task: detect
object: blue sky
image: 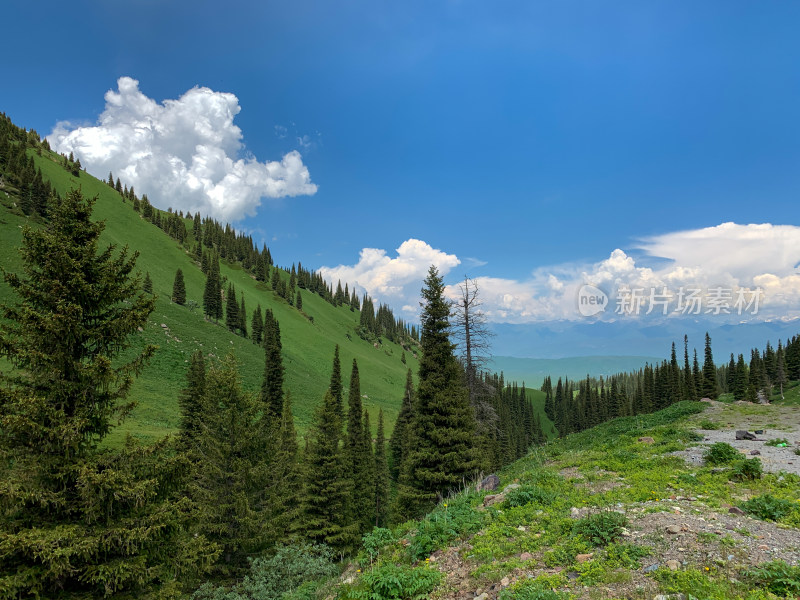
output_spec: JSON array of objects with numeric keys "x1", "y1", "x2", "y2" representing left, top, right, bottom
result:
[{"x1": 3, "y1": 1, "x2": 800, "y2": 353}]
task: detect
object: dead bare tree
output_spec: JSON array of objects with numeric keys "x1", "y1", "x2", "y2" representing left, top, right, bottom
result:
[{"x1": 451, "y1": 276, "x2": 495, "y2": 406}]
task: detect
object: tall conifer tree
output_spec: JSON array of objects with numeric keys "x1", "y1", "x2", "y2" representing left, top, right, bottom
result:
[
  {"x1": 191, "y1": 354, "x2": 273, "y2": 573},
  {"x1": 301, "y1": 390, "x2": 357, "y2": 552},
  {"x1": 702, "y1": 332, "x2": 719, "y2": 399},
  {"x1": 178, "y1": 349, "x2": 206, "y2": 449},
  {"x1": 0, "y1": 189, "x2": 211, "y2": 596},
  {"x1": 389, "y1": 369, "x2": 415, "y2": 479},
  {"x1": 396, "y1": 266, "x2": 476, "y2": 518},
  {"x1": 172, "y1": 268, "x2": 186, "y2": 305},
  {"x1": 374, "y1": 409, "x2": 390, "y2": 527},
  {"x1": 260, "y1": 311, "x2": 284, "y2": 420},
  {"x1": 329, "y1": 344, "x2": 344, "y2": 420}
]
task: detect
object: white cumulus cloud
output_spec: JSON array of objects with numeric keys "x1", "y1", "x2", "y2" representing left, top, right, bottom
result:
[
  {"x1": 48, "y1": 77, "x2": 317, "y2": 222},
  {"x1": 318, "y1": 239, "x2": 460, "y2": 307},
  {"x1": 322, "y1": 224, "x2": 800, "y2": 326}
]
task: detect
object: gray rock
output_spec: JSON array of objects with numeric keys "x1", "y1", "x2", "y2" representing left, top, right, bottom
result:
[
  {"x1": 483, "y1": 493, "x2": 505, "y2": 507},
  {"x1": 736, "y1": 430, "x2": 757, "y2": 440},
  {"x1": 643, "y1": 563, "x2": 660, "y2": 572},
  {"x1": 476, "y1": 474, "x2": 500, "y2": 492}
]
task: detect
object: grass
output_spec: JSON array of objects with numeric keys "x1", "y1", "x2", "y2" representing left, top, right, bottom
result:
[{"x1": 0, "y1": 149, "x2": 425, "y2": 445}]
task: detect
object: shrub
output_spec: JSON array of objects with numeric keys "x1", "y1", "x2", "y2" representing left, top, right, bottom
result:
[
  {"x1": 499, "y1": 580, "x2": 572, "y2": 600},
  {"x1": 765, "y1": 438, "x2": 790, "y2": 447},
  {"x1": 504, "y1": 485, "x2": 558, "y2": 508},
  {"x1": 361, "y1": 527, "x2": 396, "y2": 565},
  {"x1": 192, "y1": 542, "x2": 339, "y2": 600},
  {"x1": 740, "y1": 494, "x2": 796, "y2": 521},
  {"x1": 699, "y1": 419, "x2": 721, "y2": 430},
  {"x1": 408, "y1": 499, "x2": 485, "y2": 561},
  {"x1": 572, "y1": 511, "x2": 629, "y2": 547},
  {"x1": 341, "y1": 565, "x2": 442, "y2": 600},
  {"x1": 745, "y1": 560, "x2": 800, "y2": 597},
  {"x1": 604, "y1": 542, "x2": 651, "y2": 568},
  {"x1": 703, "y1": 442, "x2": 741, "y2": 465},
  {"x1": 730, "y1": 457, "x2": 763, "y2": 481}
]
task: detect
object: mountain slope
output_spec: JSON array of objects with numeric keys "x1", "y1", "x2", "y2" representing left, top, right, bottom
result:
[
  {"x1": 337, "y1": 399, "x2": 800, "y2": 599},
  {"x1": 0, "y1": 145, "x2": 420, "y2": 445}
]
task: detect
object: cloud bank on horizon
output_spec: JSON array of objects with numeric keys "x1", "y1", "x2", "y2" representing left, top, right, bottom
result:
[
  {"x1": 48, "y1": 77, "x2": 317, "y2": 222},
  {"x1": 320, "y1": 223, "x2": 800, "y2": 324}
]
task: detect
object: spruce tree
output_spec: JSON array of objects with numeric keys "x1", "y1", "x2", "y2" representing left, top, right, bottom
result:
[
  {"x1": 251, "y1": 303, "x2": 264, "y2": 345},
  {"x1": 178, "y1": 349, "x2": 206, "y2": 449},
  {"x1": 374, "y1": 409, "x2": 390, "y2": 527},
  {"x1": 329, "y1": 344, "x2": 344, "y2": 420},
  {"x1": 396, "y1": 266, "x2": 477, "y2": 518},
  {"x1": 172, "y1": 267, "x2": 186, "y2": 304},
  {"x1": 260, "y1": 311, "x2": 284, "y2": 420},
  {"x1": 143, "y1": 271, "x2": 153, "y2": 294},
  {"x1": 702, "y1": 332, "x2": 719, "y2": 399},
  {"x1": 346, "y1": 360, "x2": 373, "y2": 533},
  {"x1": 296, "y1": 289, "x2": 303, "y2": 311},
  {"x1": 225, "y1": 283, "x2": 239, "y2": 332},
  {"x1": 0, "y1": 189, "x2": 212, "y2": 596},
  {"x1": 203, "y1": 258, "x2": 222, "y2": 321},
  {"x1": 389, "y1": 369, "x2": 415, "y2": 479},
  {"x1": 239, "y1": 296, "x2": 247, "y2": 337},
  {"x1": 191, "y1": 354, "x2": 273, "y2": 573},
  {"x1": 272, "y1": 391, "x2": 302, "y2": 537},
  {"x1": 301, "y1": 391, "x2": 357, "y2": 552}
]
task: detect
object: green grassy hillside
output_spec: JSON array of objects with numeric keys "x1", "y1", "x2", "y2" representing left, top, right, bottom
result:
[{"x1": 0, "y1": 148, "x2": 420, "y2": 445}]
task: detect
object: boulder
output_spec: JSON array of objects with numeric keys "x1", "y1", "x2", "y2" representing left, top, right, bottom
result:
[
  {"x1": 476, "y1": 474, "x2": 500, "y2": 492},
  {"x1": 483, "y1": 494, "x2": 505, "y2": 508}
]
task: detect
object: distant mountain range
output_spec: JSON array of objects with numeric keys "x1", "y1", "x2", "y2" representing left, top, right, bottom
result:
[{"x1": 488, "y1": 355, "x2": 662, "y2": 388}]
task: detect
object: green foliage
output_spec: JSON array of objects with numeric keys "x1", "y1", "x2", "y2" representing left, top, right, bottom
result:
[
  {"x1": 604, "y1": 542, "x2": 651, "y2": 568},
  {"x1": 703, "y1": 442, "x2": 741, "y2": 465},
  {"x1": 765, "y1": 437, "x2": 790, "y2": 447},
  {"x1": 730, "y1": 457, "x2": 763, "y2": 481},
  {"x1": 361, "y1": 527, "x2": 396, "y2": 565},
  {"x1": 698, "y1": 419, "x2": 721, "y2": 430},
  {"x1": 192, "y1": 542, "x2": 339, "y2": 600},
  {"x1": 745, "y1": 560, "x2": 800, "y2": 597},
  {"x1": 340, "y1": 565, "x2": 442, "y2": 600},
  {"x1": 572, "y1": 511, "x2": 629, "y2": 547},
  {"x1": 503, "y1": 485, "x2": 558, "y2": 508},
  {"x1": 408, "y1": 497, "x2": 486, "y2": 561},
  {"x1": 740, "y1": 494, "x2": 797, "y2": 521},
  {"x1": 498, "y1": 580, "x2": 573, "y2": 600}
]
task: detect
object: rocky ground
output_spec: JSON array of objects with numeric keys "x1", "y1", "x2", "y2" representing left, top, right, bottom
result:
[
  {"x1": 425, "y1": 401, "x2": 800, "y2": 600},
  {"x1": 674, "y1": 400, "x2": 800, "y2": 476}
]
